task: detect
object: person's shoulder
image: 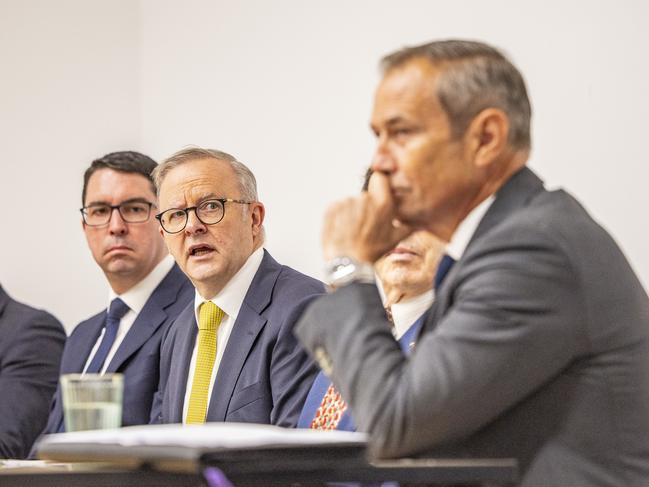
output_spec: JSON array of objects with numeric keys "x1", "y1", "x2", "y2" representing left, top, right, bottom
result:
[
  {"x1": 0, "y1": 294, "x2": 65, "y2": 355},
  {"x1": 275, "y1": 263, "x2": 326, "y2": 297},
  {"x1": 2, "y1": 294, "x2": 63, "y2": 332},
  {"x1": 68, "y1": 308, "x2": 105, "y2": 337},
  {"x1": 508, "y1": 187, "x2": 614, "y2": 250}
]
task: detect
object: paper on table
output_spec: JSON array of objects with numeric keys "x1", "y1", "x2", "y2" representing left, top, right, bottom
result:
[{"x1": 40, "y1": 422, "x2": 367, "y2": 449}]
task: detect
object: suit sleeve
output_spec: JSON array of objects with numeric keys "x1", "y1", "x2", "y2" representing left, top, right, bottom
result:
[
  {"x1": 295, "y1": 230, "x2": 585, "y2": 458},
  {"x1": 0, "y1": 309, "x2": 66, "y2": 458}
]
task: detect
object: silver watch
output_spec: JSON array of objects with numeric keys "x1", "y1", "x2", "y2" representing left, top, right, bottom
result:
[{"x1": 324, "y1": 256, "x2": 375, "y2": 290}]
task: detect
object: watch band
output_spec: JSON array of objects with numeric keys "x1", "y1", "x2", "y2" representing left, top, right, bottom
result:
[{"x1": 324, "y1": 256, "x2": 375, "y2": 291}]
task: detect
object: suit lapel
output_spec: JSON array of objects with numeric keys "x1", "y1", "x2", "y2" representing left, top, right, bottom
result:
[
  {"x1": 168, "y1": 308, "x2": 197, "y2": 423},
  {"x1": 105, "y1": 305, "x2": 165, "y2": 373},
  {"x1": 424, "y1": 167, "x2": 546, "y2": 333},
  {"x1": 206, "y1": 250, "x2": 279, "y2": 422},
  {"x1": 207, "y1": 303, "x2": 267, "y2": 421},
  {"x1": 63, "y1": 313, "x2": 105, "y2": 373},
  {"x1": 105, "y1": 265, "x2": 182, "y2": 373}
]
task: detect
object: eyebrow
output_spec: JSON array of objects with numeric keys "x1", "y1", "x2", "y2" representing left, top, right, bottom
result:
[
  {"x1": 85, "y1": 197, "x2": 152, "y2": 207},
  {"x1": 370, "y1": 116, "x2": 411, "y2": 132},
  {"x1": 164, "y1": 194, "x2": 226, "y2": 210}
]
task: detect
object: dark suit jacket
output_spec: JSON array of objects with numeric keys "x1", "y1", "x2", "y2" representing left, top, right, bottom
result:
[
  {"x1": 152, "y1": 250, "x2": 324, "y2": 427},
  {"x1": 296, "y1": 167, "x2": 649, "y2": 486},
  {"x1": 0, "y1": 286, "x2": 65, "y2": 459},
  {"x1": 42, "y1": 264, "x2": 193, "y2": 434}
]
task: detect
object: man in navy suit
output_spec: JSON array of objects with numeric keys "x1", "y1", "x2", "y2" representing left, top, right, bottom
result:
[
  {"x1": 0, "y1": 285, "x2": 65, "y2": 458},
  {"x1": 150, "y1": 147, "x2": 323, "y2": 427},
  {"x1": 41, "y1": 151, "x2": 193, "y2": 436}
]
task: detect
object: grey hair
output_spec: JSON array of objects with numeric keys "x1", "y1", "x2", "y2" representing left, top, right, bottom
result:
[
  {"x1": 381, "y1": 39, "x2": 532, "y2": 150},
  {"x1": 152, "y1": 147, "x2": 259, "y2": 201}
]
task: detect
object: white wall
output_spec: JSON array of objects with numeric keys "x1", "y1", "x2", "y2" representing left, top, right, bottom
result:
[
  {"x1": 0, "y1": 0, "x2": 141, "y2": 329},
  {"x1": 2, "y1": 0, "x2": 648, "y2": 331}
]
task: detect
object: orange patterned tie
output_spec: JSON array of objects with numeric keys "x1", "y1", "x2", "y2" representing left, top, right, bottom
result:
[{"x1": 310, "y1": 383, "x2": 348, "y2": 430}]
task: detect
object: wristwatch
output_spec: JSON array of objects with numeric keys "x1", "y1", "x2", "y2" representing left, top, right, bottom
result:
[{"x1": 324, "y1": 256, "x2": 375, "y2": 291}]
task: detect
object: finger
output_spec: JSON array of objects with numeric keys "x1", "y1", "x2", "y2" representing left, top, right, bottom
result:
[{"x1": 366, "y1": 171, "x2": 393, "y2": 209}]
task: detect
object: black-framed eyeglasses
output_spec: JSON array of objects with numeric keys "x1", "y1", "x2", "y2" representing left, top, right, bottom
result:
[
  {"x1": 80, "y1": 201, "x2": 155, "y2": 226},
  {"x1": 155, "y1": 198, "x2": 252, "y2": 234}
]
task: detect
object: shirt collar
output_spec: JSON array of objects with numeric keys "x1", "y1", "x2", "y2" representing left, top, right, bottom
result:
[
  {"x1": 193, "y1": 246, "x2": 265, "y2": 324},
  {"x1": 445, "y1": 195, "x2": 495, "y2": 261},
  {"x1": 108, "y1": 254, "x2": 175, "y2": 315},
  {"x1": 389, "y1": 289, "x2": 435, "y2": 339}
]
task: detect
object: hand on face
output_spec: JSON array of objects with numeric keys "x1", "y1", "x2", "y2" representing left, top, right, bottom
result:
[{"x1": 322, "y1": 171, "x2": 413, "y2": 263}]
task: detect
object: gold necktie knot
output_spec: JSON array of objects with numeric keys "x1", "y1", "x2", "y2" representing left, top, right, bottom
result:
[{"x1": 198, "y1": 301, "x2": 224, "y2": 331}]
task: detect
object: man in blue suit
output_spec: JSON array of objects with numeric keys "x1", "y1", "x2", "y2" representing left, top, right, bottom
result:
[
  {"x1": 150, "y1": 147, "x2": 323, "y2": 427},
  {"x1": 41, "y1": 151, "x2": 193, "y2": 435},
  {"x1": 0, "y1": 285, "x2": 65, "y2": 458}
]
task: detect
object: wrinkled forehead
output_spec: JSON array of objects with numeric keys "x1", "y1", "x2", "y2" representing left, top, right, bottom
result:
[{"x1": 158, "y1": 158, "x2": 240, "y2": 205}]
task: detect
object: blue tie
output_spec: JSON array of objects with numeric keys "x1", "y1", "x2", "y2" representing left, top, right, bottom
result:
[
  {"x1": 85, "y1": 298, "x2": 130, "y2": 374},
  {"x1": 434, "y1": 254, "x2": 456, "y2": 290}
]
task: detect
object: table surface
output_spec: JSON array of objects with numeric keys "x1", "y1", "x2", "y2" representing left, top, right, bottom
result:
[{"x1": 0, "y1": 457, "x2": 518, "y2": 487}]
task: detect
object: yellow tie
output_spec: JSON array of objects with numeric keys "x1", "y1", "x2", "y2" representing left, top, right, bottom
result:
[{"x1": 186, "y1": 301, "x2": 225, "y2": 424}]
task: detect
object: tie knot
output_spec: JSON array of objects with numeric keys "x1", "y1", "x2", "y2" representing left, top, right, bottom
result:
[
  {"x1": 108, "y1": 298, "x2": 130, "y2": 320},
  {"x1": 198, "y1": 301, "x2": 225, "y2": 331}
]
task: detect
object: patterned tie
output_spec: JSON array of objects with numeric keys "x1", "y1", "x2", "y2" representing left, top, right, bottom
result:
[
  {"x1": 186, "y1": 301, "x2": 224, "y2": 424},
  {"x1": 310, "y1": 383, "x2": 348, "y2": 430},
  {"x1": 85, "y1": 298, "x2": 130, "y2": 374}
]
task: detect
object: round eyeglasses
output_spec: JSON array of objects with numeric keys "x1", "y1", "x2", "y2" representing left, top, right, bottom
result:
[
  {"x1": 80, "y1": 201, "x2": 155, "y2": 226},
  {"x1": 155, "y1": 198, "x2": 252, "y2": 234}
]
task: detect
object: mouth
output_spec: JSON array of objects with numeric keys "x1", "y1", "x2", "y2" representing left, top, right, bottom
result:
[
  {"x1": 187, "y1": 243, "x2": 216, "y2": 257},
  {"x1": 105, "y1": 245, "x2": 132, "y2": 255},
  {"x1": 388, "y1": 246, "x2": 418, "y2": 257}
]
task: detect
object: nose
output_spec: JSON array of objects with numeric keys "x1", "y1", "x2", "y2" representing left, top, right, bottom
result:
[
  {"x1": 371, "y1": 133, "x2": 396, "y2": 174},
  {"x1": 184, "y1": 208, "x2": 207, "y2": 235},
  {"x1": 108, "y1": 207, "x2": 127, "y2": 236}
]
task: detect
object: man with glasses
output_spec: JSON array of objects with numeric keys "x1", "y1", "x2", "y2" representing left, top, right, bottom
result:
[
  {"x1": 41, "y1": 151, "x2": 193, "y2": 435},
  {"x1": 149, "y1": 147, "x2": 323, "y2": 427}
]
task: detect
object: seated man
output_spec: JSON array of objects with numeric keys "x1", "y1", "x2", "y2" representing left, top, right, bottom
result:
[
  {"x1": 42, "y1": 151, "x2": 193, "y2": 435},
  {"x1": 0, "y1": 285, "x2": 65, "y2": 458},
  {"x1": 151, "y1": 147, "x2": 324, "y2": 426},
  {"x1": 295, "y1": 39, "x2": 649, "y2": 485},
  {"x1": 298, "y1": 230, "x2": 442, "y2": 430}
]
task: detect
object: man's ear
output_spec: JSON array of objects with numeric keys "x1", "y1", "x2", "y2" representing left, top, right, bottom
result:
[
  {"x1": 465, "y1": 108, "x2": 510, "y2": 168},
  {"x1": 251, "y1": 202, "x2": 265, "y2": 236}
]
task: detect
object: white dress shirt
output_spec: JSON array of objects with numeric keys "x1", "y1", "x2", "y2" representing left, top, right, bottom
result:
[
  {"x1": 182, "y1": 246, "x2": 265, "y2": 423},
  {"x1": 390, "y1": 289, "x2": 435, "y2": 340},
  {"x1": 445, "y1": 195, "x2": 495, "y2": 261},
  {"x1": 82, "y1": 255, "x2": 175, "y2": 374}
]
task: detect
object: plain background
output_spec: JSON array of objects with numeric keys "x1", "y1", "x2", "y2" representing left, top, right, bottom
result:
[{"x1": 1, "y1": 0, "x2": 647, "y2": 332}]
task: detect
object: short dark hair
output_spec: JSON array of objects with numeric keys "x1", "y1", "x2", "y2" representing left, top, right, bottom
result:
[
  {"x1": 82, "y1": 151, "x2": 158, "y2": 205},
  {"x1": 381, "y1": 39, "x2": 532, "y2": 150}
]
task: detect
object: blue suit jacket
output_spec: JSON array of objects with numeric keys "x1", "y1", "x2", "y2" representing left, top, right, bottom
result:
[
  {"x1": 0, "y1": 286, "x2": 65, "y2": 458},
  {"x1": 42, "y1": 264, "x2": 193, "y2": 434},
  {"x1": 152, "y1": 250, "x2": 324, "y2": 427}
]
